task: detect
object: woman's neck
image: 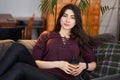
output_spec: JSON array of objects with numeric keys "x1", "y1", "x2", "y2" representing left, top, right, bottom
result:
[{"x1": 59, "y1": 29, "x2": 70, "y2": 38}]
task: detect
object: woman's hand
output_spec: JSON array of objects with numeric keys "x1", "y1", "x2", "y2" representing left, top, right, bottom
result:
[
  {"x1": 70, "y1": 62, "x2": 96, "y2": 76},
  {"x1": 57, "y1": 61, "x2": 86, "y2": 76},
  {"x1": 57, "y1": 61, "x2": 78, "y2": 75},
  {"x1": 70, "y1": 62, "x2": 86, "y2": 76}
]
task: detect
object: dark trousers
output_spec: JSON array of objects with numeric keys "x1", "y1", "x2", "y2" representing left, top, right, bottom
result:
[{"x1": 0, "y1": 43, "x2": 63, "y2": 80}]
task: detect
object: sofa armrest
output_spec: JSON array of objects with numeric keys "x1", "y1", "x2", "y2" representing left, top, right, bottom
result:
[{"x1": 0, "y1": 40, "x2": 15, "y2": 60}]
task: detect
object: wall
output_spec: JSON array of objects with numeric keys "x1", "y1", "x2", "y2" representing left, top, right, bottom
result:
[
  {"x1": 99, "y1": 0, "x2": 119, "y2": 40},
  {"x1": 0, "y1": 0, "x2": 41, "y2": 39},
  {"x1": 0, "y1": 0, "x2": 40, "y2": 17},
  {"x1": 118, "y1": 0, "x2": 120, "y2": 40}
]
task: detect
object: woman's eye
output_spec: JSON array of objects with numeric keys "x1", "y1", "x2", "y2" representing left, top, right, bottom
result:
[
  {"x1": 71, "y1": 16, "x2": 75, "y2": 19},
  {"x1": 63, "y1": 14, "x2": 67, "y2": 17},
  {"x1": 62, "y1": 14, "x2": 75, "y2": 19}
]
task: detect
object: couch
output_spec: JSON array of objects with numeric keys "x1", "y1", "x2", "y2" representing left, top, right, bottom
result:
[{"x1": 0, "y1": 33, "x2": 120, "y2": 80}]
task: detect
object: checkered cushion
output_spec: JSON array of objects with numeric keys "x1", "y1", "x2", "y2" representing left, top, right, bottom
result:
[{"x1": 91, "y1": 42, "x2": 120, "y2": 78}]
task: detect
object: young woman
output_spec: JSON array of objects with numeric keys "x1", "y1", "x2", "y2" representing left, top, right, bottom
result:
[{"x1": 0, "y1": 4, "x2": 101, "y2": 80}]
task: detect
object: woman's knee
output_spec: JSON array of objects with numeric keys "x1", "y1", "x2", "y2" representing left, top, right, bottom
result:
[
  {"x1": 10, "y1": 43, "x2": 28, "y2": 53},
  {"x1": 6, "y1": 43, "x2": 29, "y2": 57}
]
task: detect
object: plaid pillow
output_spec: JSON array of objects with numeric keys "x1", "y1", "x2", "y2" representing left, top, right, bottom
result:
[{"x1": 91, "y1": 42, "x2": 120, "y2": 78}]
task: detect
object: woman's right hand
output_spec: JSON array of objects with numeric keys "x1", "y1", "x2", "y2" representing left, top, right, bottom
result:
[{"x1": 57, "y1": 61, "x2": 78, "y2": 75}]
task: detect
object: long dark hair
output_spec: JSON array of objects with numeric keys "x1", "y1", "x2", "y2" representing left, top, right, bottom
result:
[{"x1": 53, "y1": 4, "x2": 102, "y2": 51}]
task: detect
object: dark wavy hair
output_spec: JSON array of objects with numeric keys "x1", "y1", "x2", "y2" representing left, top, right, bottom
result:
[{"x1": 53, "y1": 4, "x2": 102, "y2": 51}]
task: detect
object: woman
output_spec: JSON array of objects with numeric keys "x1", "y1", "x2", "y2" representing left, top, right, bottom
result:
[{"x1": 0, "y1": 4, "x2": 100, "y2": 80}]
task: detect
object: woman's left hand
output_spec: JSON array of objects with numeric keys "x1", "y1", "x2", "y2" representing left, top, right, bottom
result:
[{"x1": 70, "y1": 62, "x2": 86, "y2": 76}]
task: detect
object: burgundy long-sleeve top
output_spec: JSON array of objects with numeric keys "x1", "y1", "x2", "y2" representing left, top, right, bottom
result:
[{"x1": 33, "y1": 32, "x2": 96, "y2": 80}]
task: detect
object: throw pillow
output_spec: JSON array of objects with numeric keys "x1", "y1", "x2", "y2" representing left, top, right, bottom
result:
[{"x1": 91, "y1": 42, "x2": 120, "y2": 78}]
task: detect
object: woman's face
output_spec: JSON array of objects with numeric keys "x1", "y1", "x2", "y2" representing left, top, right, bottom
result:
[{"x1": 60, "y1": 9, "x2": 76, "y2": 30}]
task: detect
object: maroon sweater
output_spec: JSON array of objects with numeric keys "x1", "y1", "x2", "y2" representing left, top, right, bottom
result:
[{"x1": 33, "y1": 32, "x2": 96, "y2": 80}]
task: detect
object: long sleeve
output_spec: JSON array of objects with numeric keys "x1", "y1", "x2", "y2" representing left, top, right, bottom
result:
[
  {"x1": 81, "y1": 46, "x2": 96, "y2": 63},
  {"x1": 32, "y1": 32, "x2": 48, "y2": 60}
]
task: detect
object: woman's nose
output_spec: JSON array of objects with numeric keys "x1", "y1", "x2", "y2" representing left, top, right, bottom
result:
[{"x1": 66, "y1": 17, "x2": 70, "y2": 22}]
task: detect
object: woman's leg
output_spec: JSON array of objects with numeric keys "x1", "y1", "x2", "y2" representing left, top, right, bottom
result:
[
  {"x1": 0, "y1": 63, "x2": 64, "y2": 80},
  {"x1": 0, "y1": 43, "x2": 36, "y2": 76}
]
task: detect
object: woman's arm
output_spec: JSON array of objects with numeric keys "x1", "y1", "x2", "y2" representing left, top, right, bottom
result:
[
  {"x1": 35, "y1": 60, "x2": 79, "y2": 75},
  {"x1": 78, "y1": 61, "x2": 96, "y2": 71},
  {"x1": 35, "y1": 60, "x2": 59, "y2": 69},
  {"x1": 86, "y1": 62, "x2": 96, "y2": 71}
]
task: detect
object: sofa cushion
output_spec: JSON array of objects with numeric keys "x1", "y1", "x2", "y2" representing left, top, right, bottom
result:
[
  {"x1": 0, "y1": 40, "x2": 15, "y2": 60},
  {"x1": 91, "y1": 42, "x2": 120, "y2": 78},
  {"x1": 18, "y1": 40, "x2": 37, "y2": 54}
]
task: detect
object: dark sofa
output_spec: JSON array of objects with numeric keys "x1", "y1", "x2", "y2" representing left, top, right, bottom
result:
[{"x1": 0, "y1": 33, "x2": 120, "y2": 80}]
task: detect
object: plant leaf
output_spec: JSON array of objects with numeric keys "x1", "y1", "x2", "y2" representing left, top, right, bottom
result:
[
  {"x1": 101, "y1": 5, "x2": 110, "y2": 15},
  {"x1": 39, "y1": 0, "x2": 51, "y2": 17},
  {"x1": 78, "y1": 0, "x2": 89, "y2": 12},
  {"x1": 51, "y1": 0, "x2": 57, "y2": 15}
]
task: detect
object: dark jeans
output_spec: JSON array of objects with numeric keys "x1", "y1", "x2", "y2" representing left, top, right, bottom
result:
[{"x1": 0, "y1": 43, "x2": 63, "y2": 80}]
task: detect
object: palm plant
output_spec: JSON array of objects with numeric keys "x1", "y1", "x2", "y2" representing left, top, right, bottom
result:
[
  {"x1": 39, "y1": 0, "x2": 90, "y2": 18},
  {"x1": 39, "y1": 0, "x2": 111, "y2": 17}
]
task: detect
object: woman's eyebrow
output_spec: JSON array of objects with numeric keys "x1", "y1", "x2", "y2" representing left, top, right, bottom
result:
[
  {"x1": 64, "y1": 13, "x2": 67, "y2": 15},
  {"x1": 64, "y1": 12, "x2": 75, "y2": 16}
]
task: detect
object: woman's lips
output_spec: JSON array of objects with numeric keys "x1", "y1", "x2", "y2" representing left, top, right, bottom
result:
[{"x1": 64, "y1": 23, "x2": 70, "y2": 26}]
